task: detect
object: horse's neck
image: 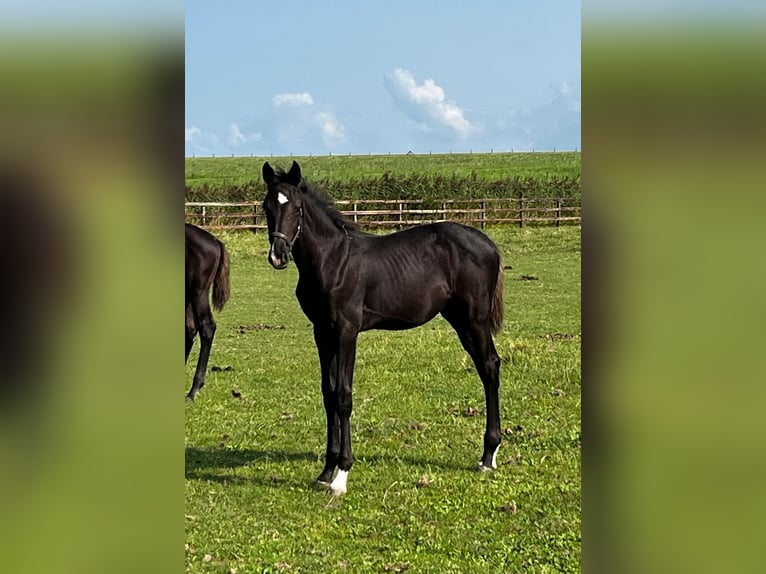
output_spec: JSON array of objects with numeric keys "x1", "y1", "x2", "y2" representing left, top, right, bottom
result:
[{"x1": 293, "y1": 206, "x2": 347, "y2": 276}]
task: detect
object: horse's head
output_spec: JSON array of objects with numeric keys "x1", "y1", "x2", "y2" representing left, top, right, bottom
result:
[{"x1": 262, "y1": 161, "x2": 305, "y2": 269}]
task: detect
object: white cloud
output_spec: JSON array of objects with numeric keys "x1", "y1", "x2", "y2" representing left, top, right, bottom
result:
[
  {"x1": 314, "y1": 112, "x2": 345, "y2": 145},
  {"x1": 185, "y1": 125, "x2": 222, "y2": 155},
  {"x1": 498, "y1": 80, "x2": 581, "y2": 151},
  {"x1": 228, "y1": 122, "x2": 262, "y2": 146},
  {"x1": 185, "y1": 126, "x2": 201, "y2": 141},
  {"x1": 384, "y1": 68, "x2": 475, "y2": 136},
  {"x1": 272, "y1": 92, "x2": 315, "y2": 107}
]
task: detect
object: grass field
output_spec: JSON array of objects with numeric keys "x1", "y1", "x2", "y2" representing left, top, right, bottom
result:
[
  {"x1": 185, "y1": 152, "x2": 581, "y2": 188},
  {"x1": 185, "y1": 225, "x2": 581, "y2": 573}
]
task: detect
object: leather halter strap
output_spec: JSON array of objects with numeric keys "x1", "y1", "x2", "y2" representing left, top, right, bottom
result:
[{"x1": 269, "y1": 206, "x2": 303, "y2": 255}]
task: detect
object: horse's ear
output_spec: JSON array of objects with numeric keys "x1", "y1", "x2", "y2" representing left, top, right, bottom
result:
[
  {"x1": 262, "y1": 161, "x2": 275, "y2": 184},
  {"x1": 287, "y1": 161, "x2": 301, "y2": 186}
]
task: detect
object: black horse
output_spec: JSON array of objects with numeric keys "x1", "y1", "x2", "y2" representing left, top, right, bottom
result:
[
  {"x1": 185, "y1": 223, "x2": 231, "y2": 400},
  {"x1": 262, "y1": 161, "x2": 505, "y2": 495}
]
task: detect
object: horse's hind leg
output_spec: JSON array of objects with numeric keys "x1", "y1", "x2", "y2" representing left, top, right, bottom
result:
[
  {"x1": 185, "y1": 303, "x2": 197, "y2": 363},
  {"x1": 475, "y1": 332, "x2": 502, "y2": 470},
  {"x1": 443, "y1": 306, "x2": 502, "y2": 470},
  {"x1": 187, "y1": 292, "x2": 216, "y2": 401}
]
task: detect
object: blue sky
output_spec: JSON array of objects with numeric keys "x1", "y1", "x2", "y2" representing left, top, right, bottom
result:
[{"x1": 185, "y1": 1, "x2": 581, "y2": 156}]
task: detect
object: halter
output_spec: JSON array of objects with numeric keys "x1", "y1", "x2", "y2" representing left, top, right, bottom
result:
[{"x1": 269, "y1": 206, "x2": 303, "y2": 257}]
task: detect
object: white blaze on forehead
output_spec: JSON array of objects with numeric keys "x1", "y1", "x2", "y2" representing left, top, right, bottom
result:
[{"x1": 277, "y1": 192, "x2": 289, "y2": 204}]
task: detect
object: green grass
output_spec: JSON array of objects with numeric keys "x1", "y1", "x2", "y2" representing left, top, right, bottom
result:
[
  {"x1": 185, "y1": 226, "x2": 581, "y2": 573},
  {"x1": 185, "y1": 152, "x2": 581, "y2": 188}
]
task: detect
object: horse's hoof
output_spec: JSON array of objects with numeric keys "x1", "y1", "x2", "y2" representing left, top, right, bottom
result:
[
  {"x1": 314, "y1": 480, "x2": 331, "y2": 491},
  {"x1": 478, "y1": 446, "x2": 499, "y2": 471},
  {"x1": 185, "y1": 395, "x2": 195, "y2": 402},
  {"x1": 329, "y1": 483, "x2": 347, "y2": 496},
  {"x1": 328, "y1": 469, "x2": 349, "y2": 496}
]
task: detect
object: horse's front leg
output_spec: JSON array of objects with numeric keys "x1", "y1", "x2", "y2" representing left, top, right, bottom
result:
[
  {"x1": 314, "y1": 325, "x2": 339, "y2": 486},
  {"x1": 329, "y1": 329, "x2": 358, "y2": 496}
]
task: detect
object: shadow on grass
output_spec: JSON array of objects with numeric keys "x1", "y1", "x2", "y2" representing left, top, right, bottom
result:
[
  {"x1": 186, "y1": 471, "x2": 314, "y2": 489},
  {"x1": 186, "y1": 446, "x2": 473, "y2": 484},
  {"x1": 186, "y1": 447, "x2": 318, "y2": 472},
  {"x1": 185, "y1": 447, "x2": 319, "y2": 488}
]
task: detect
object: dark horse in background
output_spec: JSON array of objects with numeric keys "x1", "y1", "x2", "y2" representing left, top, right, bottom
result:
[
  {"x1": 185, "y1": 223, "x2": 231, "y2": 400},
  {"x1": 262, "y1": 161, "x2": 504, "y2": 495}
]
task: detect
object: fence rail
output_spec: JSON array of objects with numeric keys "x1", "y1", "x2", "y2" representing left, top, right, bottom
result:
[{"x1": 184, "y1": 197, "x2": 581, "y2": 231}]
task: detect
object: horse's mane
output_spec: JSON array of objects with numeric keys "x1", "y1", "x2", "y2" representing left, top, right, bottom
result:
[{"x1": 274, "y1": 167, "x2": 359, "y2": 233}]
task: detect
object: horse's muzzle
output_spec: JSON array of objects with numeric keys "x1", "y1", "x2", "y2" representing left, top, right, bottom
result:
[
  {"x1": 269, "y1": 256, "x2": 289, "y2": 270},
  {"x1": 268, "y1": 241, "x2": 290, "y2": 269}
]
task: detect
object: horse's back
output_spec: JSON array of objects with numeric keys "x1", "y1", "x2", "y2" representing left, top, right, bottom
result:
[
  {"x1": 369, "y1": 222, "x2": 498, "y2": 273},
  {"x1": 186, "y1": 223, "x2": 219, "y2": 253},
  {"x1": 185, "y1": 224, "x2": 222, "y2": 293},
  {"x1": 355, "y1": 222, "x2": 500, "y2": 330},
  {"x1": 427, "y1": 221, "x2": 500, "y2": 290},
  {"x1": 433, "y1": 220, "x2": 499, "y2": 254}
]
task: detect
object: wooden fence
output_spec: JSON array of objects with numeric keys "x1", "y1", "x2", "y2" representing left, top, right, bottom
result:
[{"x1": 184, "y1": 197, "x2": 581, "y2": 231}]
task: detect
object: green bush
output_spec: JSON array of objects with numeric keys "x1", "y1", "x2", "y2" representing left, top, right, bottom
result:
[{"x1": 185, "y1": 173, "x2": 581, "y2": 203}]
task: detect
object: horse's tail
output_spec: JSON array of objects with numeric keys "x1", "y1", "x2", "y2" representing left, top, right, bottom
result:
[
  {"x1": 212, "y1": 240, "x2": 230, "y2": 312},
  {"x1": 489, "y1": 253, "x2": 504, "y2": 335}
]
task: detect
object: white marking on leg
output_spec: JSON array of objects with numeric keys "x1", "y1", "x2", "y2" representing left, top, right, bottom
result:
[
  {"x1": 277, "y1": 192, "x2": 289, "y2": 204},
  {"x1": 329, "y1": 469, "x2": 348, "y2": 496},
  {"x1": 478, "y1": 445, "x2": 500, "y2": 471}
]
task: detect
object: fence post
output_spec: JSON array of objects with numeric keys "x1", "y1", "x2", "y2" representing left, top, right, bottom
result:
[
  {"x1": 202, "y1": 205, "x2": 207, "y2": 227},
  {"x1": 556, "y1": 198, "x2": 561, "y2": 228},
  {"x1": 481, "y1": 200, "x2": 486, "y2": 229},
  {"x1": 353, "y1": 200, "x2": 358, "y2": 224},
  {"x1": 519, "y1": 192, "x2": 524, "y2": 228},
  {"x1": 253, "y1": 203, "x2": 258, "y2": 233},
  {"x1": 398, "y1": 201, "x2": 403, "y2": 230}
]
